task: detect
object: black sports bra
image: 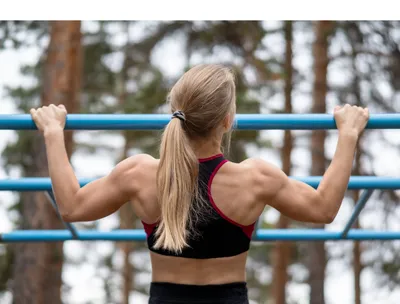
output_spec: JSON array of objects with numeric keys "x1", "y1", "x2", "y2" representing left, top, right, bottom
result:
[{"x1": 142, "y1": 154, "x2": 255, "y2": 259}]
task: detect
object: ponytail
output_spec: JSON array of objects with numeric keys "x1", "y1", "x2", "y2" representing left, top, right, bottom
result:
[
  {"x1": 154, "y1": 64, "x2": 237, "y2": 252},
  {"x1": 154, "y1": 118, "x2": 199, "y2": 253}
]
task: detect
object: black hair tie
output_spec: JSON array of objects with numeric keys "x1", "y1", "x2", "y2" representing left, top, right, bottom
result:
[{"x1": 172, "y1": 111, "x2": 186, "y2": 122}]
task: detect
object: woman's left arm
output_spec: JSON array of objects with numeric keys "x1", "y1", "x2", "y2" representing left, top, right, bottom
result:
[{"x1": 31, "y1": 104, "x2": 136, "y2": 222}]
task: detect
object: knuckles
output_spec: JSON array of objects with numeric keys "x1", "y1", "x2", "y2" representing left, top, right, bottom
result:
[
  {"x1": 335, "y1": 104, "x2": 369, "y2": 125},
  {"x1": 31, "y1": 104, "x2": 66, "y2": 114}
]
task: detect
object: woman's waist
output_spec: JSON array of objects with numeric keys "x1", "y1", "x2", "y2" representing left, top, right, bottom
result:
[
  {"x1": 152, "y1": 270, "x2": 246, "y2": 285},
  {"x1": 150, "y1": 251, "x2": 247, "y2": 285}
]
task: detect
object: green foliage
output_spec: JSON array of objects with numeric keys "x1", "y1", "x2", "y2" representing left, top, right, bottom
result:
[{"x1": 0, "y1": 21, "x2": 47, "y2": 49}]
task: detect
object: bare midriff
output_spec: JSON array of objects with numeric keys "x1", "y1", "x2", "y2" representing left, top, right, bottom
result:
[{"x1": 150, "y1": 251, "x2": 248, "y2": 285}]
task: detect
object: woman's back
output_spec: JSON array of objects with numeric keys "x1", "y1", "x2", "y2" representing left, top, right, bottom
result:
[{"x1": 130, "y1": 153, "x2": 264, "y2": 285}]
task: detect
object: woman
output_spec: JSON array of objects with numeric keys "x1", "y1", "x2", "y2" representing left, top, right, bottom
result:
[{"x1": 30, "y1": 64, "x2": 369, "y2": 304}]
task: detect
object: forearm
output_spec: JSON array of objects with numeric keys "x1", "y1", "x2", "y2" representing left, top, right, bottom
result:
[
  {"x1": 44, "y1": 127, "x2": 80, "y2": 216},
  {"x1": 317, "y1": 131, "x2": 358, "y2": 217}
]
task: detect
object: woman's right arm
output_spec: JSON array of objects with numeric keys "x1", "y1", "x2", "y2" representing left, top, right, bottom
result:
[
  {"x1": 253, "y1": 104, "x2": 369, "y2": 224},
  {"x1": 30, "y1": 104, "x2": 153, "y2": 223}
]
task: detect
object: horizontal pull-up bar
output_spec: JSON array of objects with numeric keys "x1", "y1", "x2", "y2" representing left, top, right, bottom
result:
[
  {"x1": 0, "y1": 176, "x2": 399, "y2": 191},
  {"x1": 0, "y1": 114, "x2": 399, "y2": 130},
  {"x1": 1, "y1": 229, "x2": 399, "y2": 242}
]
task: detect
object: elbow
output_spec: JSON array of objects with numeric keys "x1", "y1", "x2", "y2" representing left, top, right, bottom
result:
[
  {"x1": 59, "y1": 205, "x2": 78, "y2": 222},
  {"x1": 318, "y1": 211, "x2": 336, "y2": 224},
  {"x1": 60, "y1": 211, "x2": 75, "y2": 223},
  {"x1": 313, "y1": 195, "x2": 336, "y2": 224},
  {"x1": 323, "y1": 213, "x2": 336, "y2": 224},
  {"x1": 59, "y1": 194, "x2": 81, "y2": 223}
]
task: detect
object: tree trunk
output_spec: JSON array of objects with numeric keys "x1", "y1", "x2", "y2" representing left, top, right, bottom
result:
[
  {"x1": 352, "y1": 161, "x2": 362, "y2": 304},
  {"x1": 307, "y1": 21, "x2": 334, "y2": 304},
  {"x1": 272, "y1": 21, "x2": 293, "y2": 304},
  {"x1": 353, "y1": 239, "x2": 362, "y2": 304},
  {"x1": 119, "y1": 193, "x2": 136, "y2": 304},
  {"x1": 350, "y1": 29, "x2": 363, "y2": 304},
  {"x1": 117, "y1": 25, "x2": 136, "y2": 303},
  {"x1": 350, "y1": 137, "x2": 362, "y2": 304},
  {"x1": 12, "y1": 21, "x2": 81, "y2": 304},
  {"x1": 119, "y1": 140, "x2": 136, "y2": 304}
]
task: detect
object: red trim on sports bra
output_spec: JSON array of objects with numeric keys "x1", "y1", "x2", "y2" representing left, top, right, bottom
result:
[
  {"x1": 198, "y1": 154, "x2": 224, "y2": 163},
  {"x1": 242, "y1": 224, "x2": 255, "y2": 238},
  {"x1": 142, "y1": 220, "x2": 158, "y2": 237},
  {"x1": 207, "y1": 160, "x2": 255, "y2": 238}
]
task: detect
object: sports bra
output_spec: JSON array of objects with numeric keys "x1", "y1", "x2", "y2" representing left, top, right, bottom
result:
[{"x1": 142, "y1": 154, "x2": 256, "y2": 259}]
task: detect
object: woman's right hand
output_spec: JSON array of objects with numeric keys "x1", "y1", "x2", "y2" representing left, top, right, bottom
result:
[{"x1": 334, "y1": 104, "x2": 369, "y2": 137}]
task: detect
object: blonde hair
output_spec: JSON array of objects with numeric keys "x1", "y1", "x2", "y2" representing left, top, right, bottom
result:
[{"x1": 155, "y1": 64, "x2": 236, "y2": 253}]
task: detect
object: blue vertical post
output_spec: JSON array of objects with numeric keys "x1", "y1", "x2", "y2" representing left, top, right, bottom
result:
[
  {"x1": 45, "y1": 191, "x2": 79, "y2": 239},
  {"x1": 341, "y1": 189, "x2": 374, "y2": 238}
]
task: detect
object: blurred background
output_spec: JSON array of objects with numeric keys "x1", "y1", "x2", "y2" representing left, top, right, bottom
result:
[{"x1": 0, "y1": 21, "x2": 399, "y2": 304}]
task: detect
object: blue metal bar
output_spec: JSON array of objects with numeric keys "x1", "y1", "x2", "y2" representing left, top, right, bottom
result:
[
  {"x1": 1, "y1": 229, "x2": 399, "y2": 242},
  {"x1": 341, "y1": 189, "x2": 375, "y2": 238},
  {"x1": 254, "y1": 229, "x2": 400, "y2": 241},
  {"x1": 0, "y1": 176, "x2": 399, "y2": 191},
  {"x1": 45, "y1": 191, "x2": 79, "y2": 239},
  {"x1": 0, "y1": 114, "x2": 400, "y2": 130}
]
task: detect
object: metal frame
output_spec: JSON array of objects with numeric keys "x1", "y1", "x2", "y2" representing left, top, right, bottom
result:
[
  {"x1": 0, "y1": 113, "x2": 400, "y2": 130},
  {"x1": 0, "y1": 113, "x2": 399, "y2": 242}
]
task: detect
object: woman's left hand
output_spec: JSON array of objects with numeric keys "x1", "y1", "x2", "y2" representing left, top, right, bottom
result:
[{"x1": 30, "y1": 104, "x2": 67, "y2": 133}]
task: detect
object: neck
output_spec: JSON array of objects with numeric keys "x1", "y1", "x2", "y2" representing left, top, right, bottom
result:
[{"x1": 191, "y1": 136, "x2": 223, "y2": 159}]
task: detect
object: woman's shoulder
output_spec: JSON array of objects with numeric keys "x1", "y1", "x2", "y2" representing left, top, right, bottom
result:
[
  {"x1": 239, "y1": 157, "x2": 282, "y2": 174},
  {"x1": 113, "y1": 154, "x2": 159, "y2": 187},
  {"x1": 121, "y1": 153, "x2": 159, "y2": 168},
  {"x1": 231, "y1": 158, "x2": 286, "y2": 193}
]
